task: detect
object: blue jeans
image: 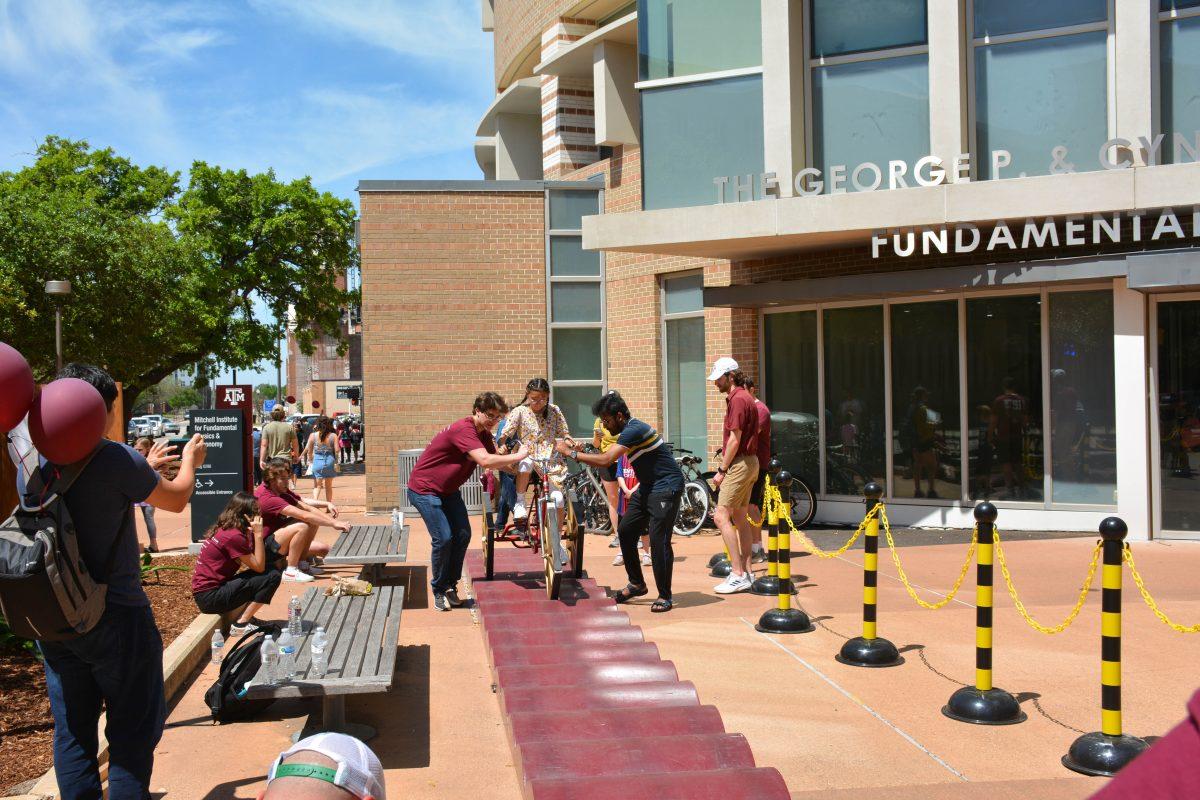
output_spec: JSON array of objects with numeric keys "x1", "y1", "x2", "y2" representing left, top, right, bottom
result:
[
  {"x1": 495, "y1": 471, "x2": 517, "y2": 528},
  {"x1": 407, "y1": 488, "x2": 471, "y2": 595},
  {"x1": 39, "y1": 603, "x2": 166, "y2": 800}
]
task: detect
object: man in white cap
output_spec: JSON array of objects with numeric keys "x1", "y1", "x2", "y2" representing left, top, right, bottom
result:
[
  {"x1": 262, "y1": 732, "x2": 386, "y2": 799},
  {"x1": 707, "y1": 357, "x2": 760, "y2": 594}
]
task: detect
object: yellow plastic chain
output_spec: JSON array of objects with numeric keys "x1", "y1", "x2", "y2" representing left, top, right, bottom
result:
[
  {"x1": 773, "y1": 483, "x2": 872, "y2": 559},
  {"x1": 878, "y1": 505, "x2": 976, "y2": 610},
  {"x1": 1123, "y1": 546, "x2": 1200, "y2": 633},
  {"x1": 993, "y1": 530, "x2": 1101, "y2": 634}
]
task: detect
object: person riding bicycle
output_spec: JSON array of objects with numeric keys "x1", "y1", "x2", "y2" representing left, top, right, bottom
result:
[{"x1": 504, "y1": 379, "x2": 572, "y2": 524}]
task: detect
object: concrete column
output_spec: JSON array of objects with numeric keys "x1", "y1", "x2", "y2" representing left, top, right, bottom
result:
[
  {"x1": 594, "y1": 41, "x2": 639, "y2": 146},
  {"x1": 495, "y1": 112, "x2": 542, "y2": 180},
  {"x1": 761, "y1": 0, "x2": 805, "y2": 197},
  {"x1": 927, "y1": 0, "x2": 968, "y2": 177},
  {"x1": 1113, "y1": 277, "x2": 1152, "y2": 541},
  {"x1": 1114, "y1": 0, "x2": 1156, "y2": 164}
]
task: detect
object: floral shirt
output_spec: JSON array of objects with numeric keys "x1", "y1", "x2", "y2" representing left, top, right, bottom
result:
[{"x1": 502, "y1": 403, "x2": 571, "y2": 487}]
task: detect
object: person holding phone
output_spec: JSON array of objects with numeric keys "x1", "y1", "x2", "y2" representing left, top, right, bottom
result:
[{"x1": 192, "y1": 491, "x2": 284, "y2": 634}]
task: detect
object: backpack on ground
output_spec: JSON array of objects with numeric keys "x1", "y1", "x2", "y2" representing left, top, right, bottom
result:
[
  {"x1": 0, "y1": 446, "x2": 119, "y2": 642},
  {"x1": 205, "y1": 624, "x2": 280, "y2": 723}
]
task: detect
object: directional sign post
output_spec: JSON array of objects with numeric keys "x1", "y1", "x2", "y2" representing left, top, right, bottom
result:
[
  {"x1": 187, "y1": 409, "x2": 245, "y2": 543},
  {"x1": 216, "y1": 383, "x2": 253, "y2": 492}
]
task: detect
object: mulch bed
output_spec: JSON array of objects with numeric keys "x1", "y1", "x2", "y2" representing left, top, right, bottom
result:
[{"x1": 0, "y1": 555, "x2": 198, "y2": 795}]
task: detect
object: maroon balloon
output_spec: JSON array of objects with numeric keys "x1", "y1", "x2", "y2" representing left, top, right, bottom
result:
[
  {"x1": 286, "y1": 395, "x2": 295, "y2": 404},
  {"x1": 29, "y1": 378, "x2": 107, "y2": 464},
  {"x1": 0, "y1": 342, "x2": 35, "y2": 432}
]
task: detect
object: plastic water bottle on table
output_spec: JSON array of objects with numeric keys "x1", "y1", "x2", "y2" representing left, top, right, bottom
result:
[
  {"x1": 277, "y1": 630, "x2": 297, "y2": 681},
  {"x1": 310, "y1": 626, "x2": 328, "y2": 678},
  {"x1": 288, "y1": 595, "x2": 303, "y2": 638},
  {"x1": 260, "y1": 635, "x2": 279, "y2": 686}
]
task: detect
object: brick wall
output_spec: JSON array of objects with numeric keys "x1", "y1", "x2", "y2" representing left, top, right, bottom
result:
[{"x1": 358, "y1": 190, "x2": 548, "y2": 510}]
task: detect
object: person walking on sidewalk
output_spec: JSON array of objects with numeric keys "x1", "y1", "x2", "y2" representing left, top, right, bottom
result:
[
  {"x1": 708, "y1": 358, "x2": 760, "y2": 594},
  {"x1": 745, "y1": 378, "x2": 772, "y2": 563},
  {"x1": 35, "y1": 363, "x2": 207, "y2": 800},
  {"x1": 407, "y1": 392, "x2": 528, "y2": 611},
  {"x1": 304, "y1": 416, "x2": 340, "y2": 504},
  {"x1": 259, "y1": 406, "x2": 298, "y2": 477},
  {"x1": 557, "y1": 392, "x2": 684, "y2": 612}
]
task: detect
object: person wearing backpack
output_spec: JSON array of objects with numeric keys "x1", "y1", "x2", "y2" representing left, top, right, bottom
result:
[{"x1": 33, "y1": 364, "x2": 207, "y2": 800}]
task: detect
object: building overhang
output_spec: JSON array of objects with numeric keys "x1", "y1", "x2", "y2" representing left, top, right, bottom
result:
[
  {"x1": 475, "y1": 77, "x2": 541, "y2": 137},
  {"x1": 582, "y1": 163, "x2": 1200, "y2": 261},
  {"x1": 474, "y1": 137, "x2": 496, "y2": 176},
  {"x1": 534, "y1": 11, "x2": 637, "y2": 78}
]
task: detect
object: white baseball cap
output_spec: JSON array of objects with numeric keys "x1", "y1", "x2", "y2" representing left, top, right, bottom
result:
[
  {"x1": 707, "y1": 357, "x2": 740, "y2": 381},
  {"x1": 267, "y1": 732, "x2": 386, "y2": 799}
]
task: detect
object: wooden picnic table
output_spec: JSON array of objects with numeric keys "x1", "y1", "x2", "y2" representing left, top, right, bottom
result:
[
  {"x1": 243, "y1": 583, "x2": 404, "y2": 741},
  {"x1": 324, "y1": 520, "x2": 410, "y2": 580}
]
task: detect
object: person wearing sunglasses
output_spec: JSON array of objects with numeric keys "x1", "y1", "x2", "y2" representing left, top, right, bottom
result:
[{"x1": 406, "y1": 392, "x2": 528, "y2": 611}]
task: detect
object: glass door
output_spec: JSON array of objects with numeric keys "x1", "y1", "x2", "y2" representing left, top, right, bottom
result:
[{"x1": 1152, "y1": 296, "x2": 1200, "y2": 540}]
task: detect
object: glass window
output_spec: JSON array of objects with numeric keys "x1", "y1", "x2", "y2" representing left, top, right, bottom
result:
[
  {"x1": 1157, "y1": 301, "x2": 1200, "y2": 532},
  {"x1": 639, "y1": 0, "x2": 762, "y2": 80},
  {"x1": 1049, "y1": 291, "x2": 1115, "y2": 505},
  {"x1": 975, "y1": 31, "x2": 1108, "y2": 179},
  {"x1": 553, "y1": 385, "x2": 603, "y2": 437},
  {"x1": 763, "y1": 311, "x2": 820, "y2": 490},
  {"x1": 811, "y1": 0, "x2": 926, "y2": 58},
  {"x1": 813, "y1": 55, "x2": 930, "y2": 190},
  {"x1": 550, "y1": 236, "x2": 601, "y2": 276},
  {"x1": 966, "y1": 296, "x2": 1043, "y2": 502},
  {"x1": 1161, "y1": 17, "x2": 1200, "y2": 164},
  {"x1": 1162, "y1": 0, "x2": 1200, "y2": 10},
  {"x1": 823, "y1": 306, "x2": 885, "y2": 494},
  {"x1": 548, "y1": 190, "x2": 599, "y2": 230},
  {"x1": 599, "y1": 1, "x2": 637, "y2": 28},
  {"x1": 664, "y1": 273, "x2": 704, "y2": 314},
  {"x1": 552, "y1": 329, "x2": 603, "y2": 381},
  {"x1": 891, "y1": 301, "x2": 961, "y2": 501},
  {"x1": 642, "y1": 75, "x2": 765, "y2": 209},
  {"x1": 665, "y1": 316, "x2": 708, "y2": 462},
  {"x1": 551, "y1": 283, "x2": 602, "y2": 323},
  {"x1": 973, "y1": 0, "x2": 1106, "y2": 38}
]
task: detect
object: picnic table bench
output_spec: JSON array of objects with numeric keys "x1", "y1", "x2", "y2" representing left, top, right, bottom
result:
[
  {"x1": 244, "y1": 583, "x2": 404, "y2": 741},
  {"x1": 324, "y1": 518, "x2": 410, "y2": 580}
]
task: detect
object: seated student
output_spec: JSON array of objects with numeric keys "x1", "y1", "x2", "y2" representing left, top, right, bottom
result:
[
  {"x1": 262, "y1": 732, "x2": 386, "y2": 799},
  {"x1": 256, "y1": 458, "x2": 349, "y2": 583},
  {"x1": 192, "y1": 492, "x2": 283, "y2": 634}
]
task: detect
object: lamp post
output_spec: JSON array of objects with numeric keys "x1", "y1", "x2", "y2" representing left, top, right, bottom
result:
[{"x1": 44, "y1": 280, "x2": 72, "y2": 372}]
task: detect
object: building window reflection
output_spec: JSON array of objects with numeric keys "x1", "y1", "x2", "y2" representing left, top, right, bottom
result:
[{"x1": 1160, "y1": 2, "x2": 1200, "y2": 163}]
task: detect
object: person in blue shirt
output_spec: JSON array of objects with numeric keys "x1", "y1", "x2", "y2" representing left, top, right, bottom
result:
[{"x1": 556, "y1": 391, "x2": 684, "y2": 612}]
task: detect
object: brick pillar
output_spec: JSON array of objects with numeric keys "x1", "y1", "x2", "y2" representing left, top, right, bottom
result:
[{"x1": 541, "y1": 17, "x2": 598, "y2": 179}]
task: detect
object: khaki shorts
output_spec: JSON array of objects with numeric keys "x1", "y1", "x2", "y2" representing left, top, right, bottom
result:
[{"x1": 717, "y1": 455, "x2": 759, "y2": 509}]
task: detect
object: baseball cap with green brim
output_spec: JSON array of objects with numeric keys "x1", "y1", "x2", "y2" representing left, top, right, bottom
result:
[{"x1": 266, "y1": 732, "x2": 385, "y2": 799}]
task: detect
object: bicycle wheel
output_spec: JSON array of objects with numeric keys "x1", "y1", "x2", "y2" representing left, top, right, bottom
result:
[
  {"x1": 582, "y1": 485, "x2": 612, "y2": 534},
  {"x1": 540, "y1": 500, "x2": 563, "y2": 600},
  {"x1": 673, "y1": 480, "x2": 710, "y2": 536},
  {"x1": 785, "y1": 477, "x2": 817, "y2": 529}
]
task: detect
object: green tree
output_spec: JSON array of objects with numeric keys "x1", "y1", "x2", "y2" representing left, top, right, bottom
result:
[
  {"x1": 0, "y1": 137, "x2": 357, "y2": 417},
  {"x1": 256, "y1": 383, "x2": 279, "y2": 401},
  {"x1": 168, "y1": 386, "x2": 202, "y2": 410}
]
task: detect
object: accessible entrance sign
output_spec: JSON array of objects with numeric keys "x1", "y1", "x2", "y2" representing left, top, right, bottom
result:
[{"x1": 187, "y1": 409, "x2": 245, "y2": 543}]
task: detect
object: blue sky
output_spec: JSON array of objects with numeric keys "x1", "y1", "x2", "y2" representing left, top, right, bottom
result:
[{"x1": 0, "y1": 0, "x2": 494, "y2": 387}]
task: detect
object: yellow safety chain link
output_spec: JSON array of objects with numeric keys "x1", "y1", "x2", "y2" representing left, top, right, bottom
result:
[
  {"x1": 993, "y1": 530, "x2": 1101, "y2": 634},
  {"x1": 772, "y1": 483, "x2": 872, "y2": 559},
  {"x1": 878, "y1": 505, "x2": 976, "y2": 610},
  {"x1": 1123, "y1": 546, "x2": 1200, "y2": 633}
]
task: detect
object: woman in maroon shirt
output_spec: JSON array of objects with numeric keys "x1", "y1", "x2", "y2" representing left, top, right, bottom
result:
[
  {"x1": 407, "y1": 392, "x2": 529, "y2": 611},
  {"x1": 192, "y1": 492, "x2": 282, "y2": 633}
]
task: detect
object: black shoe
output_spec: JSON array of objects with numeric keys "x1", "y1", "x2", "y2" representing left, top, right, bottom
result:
[
  {"x1": 612, "y1": 583, "x2": 648, "y2": 604},
  {"x1": 444, "y1": 589, "x2": 465, "y2": 607}
]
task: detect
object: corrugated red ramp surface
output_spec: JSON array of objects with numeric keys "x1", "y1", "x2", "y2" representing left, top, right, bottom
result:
[{"x1": 466, "y1": 548, "x2": 789, "y2": 800}]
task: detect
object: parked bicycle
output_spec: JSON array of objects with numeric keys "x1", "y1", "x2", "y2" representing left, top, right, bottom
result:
[
  {"x1": 670, "y1": 447, "x2": 817, "y2": 535},
  {"x1": 563, "y1": 445, "x2": 613, "y2": 535}
]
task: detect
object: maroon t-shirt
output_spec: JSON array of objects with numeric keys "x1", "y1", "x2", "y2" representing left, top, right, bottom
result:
[
  {"x1": 191, "y1": 527, "x2": 253, "y2": 594},
  {"x1": 723, "y1": 386, "x2": 759, "y2": 458},
  {"x1": 407, "y1": 418, "x2": 495, "y2": 495},
  {"x1": 255, "y1": 483, "x2": 303, "y2": 538},
  {"x1": 754, "y1": 400, "x2": 771, "y2": 467},
  {"x1": 1092, "y1": 689, "x2": 1200, "y2": 798}
]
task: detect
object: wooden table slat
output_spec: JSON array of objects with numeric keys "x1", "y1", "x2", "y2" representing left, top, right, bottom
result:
[
  {"x1": 373, "y1": 587, "x2": 405, "y2": 684},
  {"x1": 292, "y1": 589, "x2": 337, "y2": 676},
  {"x1": 325, "y1": 593, "x2": 373, "y2": 679},
  {"x1": 323, "y1": 523, "x2": 410, "y2": 566},
  {"x1": 341, "y1": 585, "x2": 392, "y2": 679}
]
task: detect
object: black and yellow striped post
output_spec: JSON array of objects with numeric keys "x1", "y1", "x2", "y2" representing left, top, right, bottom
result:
[
  {"x1": 943, "y1": 502, "x2": 1025, "y2": 724},
  {"x1": 756, "y1": 471, "x2": 813, "y2": 634},
  {"x1": 836, "y1": 482, "x2": 902, "y2": 667},
  {"x1": 1063, "y1": 517, "x2": 1149, "y2": 776},
  {"x1": 752, "y1": 459, "x2": 782, "y2": 595}
]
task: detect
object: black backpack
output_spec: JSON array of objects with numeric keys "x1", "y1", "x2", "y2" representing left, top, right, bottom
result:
[
  {"x1": 0, "y1": 446, "x2": 122, "y2": 641},
  {"x1": 204, "y1": 623, "x2": 280, "y2": 722}
]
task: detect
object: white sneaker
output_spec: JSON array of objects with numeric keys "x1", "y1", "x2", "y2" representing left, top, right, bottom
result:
[
  {"x1": 714, "y1": 573, "x2": 751, "y2": 594},
  {"x1": 608, "y1": 535, "x2": 620, "y2": 548},
  {"x1": 612, "y1": 553, "x2": 624, "y2": 566},
  {"x1": 513, "y1": 500, "x2": 527, "y2": 519},
  {"x1": 283, "y1": 567, "x2": 314, "y2": 583},
  {"x1": 640, "y1": 552, "x2": 652, "y2": 566},
  {"x1": 299, "y1": 560, "x2": 324, "y2": 575}
]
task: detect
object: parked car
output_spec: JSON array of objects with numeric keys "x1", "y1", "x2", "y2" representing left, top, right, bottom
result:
[
  {"x1": 126, "y1": 416, "x2": 155, "y2": 442},
  {"x1": 162, "y1": 418, "x2": 182, "y2": 435},
  {"x1": 142, "y1": 414, "x2": 166, "y2": 437}
]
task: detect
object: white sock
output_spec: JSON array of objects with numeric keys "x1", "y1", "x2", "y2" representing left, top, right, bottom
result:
[{"x1": 514, "y1": 499, "x2": 527, "y2": 518}]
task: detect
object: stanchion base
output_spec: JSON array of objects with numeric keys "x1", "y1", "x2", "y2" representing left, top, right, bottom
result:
[
  {"x1": 942, "y1": 687, "x2": 1027, "y2": 725},
  {"x1": 750, "y1": 576, "x2": 780, "y2": 595},
  {"x1": 835, "y1": 636, "x2": 904, "y2": 668},
  {"x1": 710, "y1": 559, "x2": 732, "y2": 578},
  {"x1": 755, "y1": 607, "x2": 814, "y2": 635},
  {"x1": 707, "y1": 552, "x2": 727, "y2": 569},
  {"x1": 1062, "y1": 732, "x2": 1149, "y2": 777}
]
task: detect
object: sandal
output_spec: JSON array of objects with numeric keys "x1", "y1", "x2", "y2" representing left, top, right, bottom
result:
[
  {"x1": 612, "y1": 583, "x2": 648, "y2": 604},
  {"x1": 651, "y1": 598, "x2": 674, "y2": 613}
]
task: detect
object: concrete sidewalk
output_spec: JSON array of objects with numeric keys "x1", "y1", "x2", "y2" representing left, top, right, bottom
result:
[{"x1": 146, "y1": 473, "x2": 1200, "y2": 798}]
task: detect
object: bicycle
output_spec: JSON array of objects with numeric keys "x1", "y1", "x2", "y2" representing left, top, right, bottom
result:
[
  {"x1": 482, "y1": 457, "x2": 574, "y2": 599},
  {"x1": 569, "y1": 445, "x2": 614, "y2": 535},
  {"x1": 670, "y1": 447, "x2": 818, "y2": 535}
]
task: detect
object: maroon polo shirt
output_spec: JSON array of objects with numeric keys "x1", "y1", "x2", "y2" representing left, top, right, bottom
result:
[
  {"x1": 754, "y1": 399, "x2": 771, "y2": 467},
  {"x1": 407, "y1": 417, "x2": 495, "y2": 495},
  {"x1": 1091, "y1": 689, "x2": 1200, "y2": 798},
  {"x1": 723, "y1": 385, "x2": 758, "y2": 458}
]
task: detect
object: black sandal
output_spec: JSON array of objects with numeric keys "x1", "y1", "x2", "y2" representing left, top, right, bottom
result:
[
  {"x1": 612, "y1": 583, "x2": 648, "y2": 604},
  {"x1": 651, "y1": 598, "x2": 674, "y2": 613}
]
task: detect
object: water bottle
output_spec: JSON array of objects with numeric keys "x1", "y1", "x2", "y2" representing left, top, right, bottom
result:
[
  {"x1": 391, "y1": 507, "x2": 400, "y2": 532},
  {"x1": 260, "y1": 635, "x2": 279, "y2": 686},
  {"x1": 288, "y1": 595, "x2": 303, "y2": 638},
  {"x1": 277, "y1": 630, "x2": 297, "y2": 681},
  {"x1": 310, "y1": 626, "x2": 328, "y2": 678},
  {"x1": 210, "y1": 629, "x2": 224, "y2": 664}
]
